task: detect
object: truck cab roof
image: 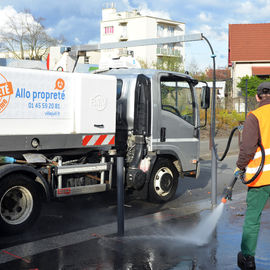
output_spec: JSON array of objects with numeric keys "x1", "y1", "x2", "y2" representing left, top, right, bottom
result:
[{"x1": 97, "y1": 68, "x2": 198, "y2": 85}]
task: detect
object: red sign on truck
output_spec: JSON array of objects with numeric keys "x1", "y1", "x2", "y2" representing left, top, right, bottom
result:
[{"x1": 0, "y1": 73, "x2": 13, "y2": 113}]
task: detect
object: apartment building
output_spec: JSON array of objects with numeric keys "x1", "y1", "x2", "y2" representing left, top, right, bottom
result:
[{"x1": 100, "y1": 6, "x2": 185, "y2": 68}]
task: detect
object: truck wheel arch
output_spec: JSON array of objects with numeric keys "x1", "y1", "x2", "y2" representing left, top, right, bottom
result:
[
  {"x1": 155, "y1": 154, "x2": 183, "y2": 175},
  {"x1": 0, "y1": 164, "x2": 50, "y2": 201},
  {"x1": 146, "y1": 153, "x2": 183, "y2": 183}
]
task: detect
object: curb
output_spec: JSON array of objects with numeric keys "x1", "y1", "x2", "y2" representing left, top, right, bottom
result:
[{"x1": 200, "y1": 150, "x2": 239, "y2": 160}]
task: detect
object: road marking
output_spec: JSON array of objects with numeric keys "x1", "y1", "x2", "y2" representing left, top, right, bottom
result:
[
  {"x1": 0, "y1": 192, "x2": 246, "y2": 264},
  {"x1": 1, "y1": 250, "x2": 30, "y2": 264}
]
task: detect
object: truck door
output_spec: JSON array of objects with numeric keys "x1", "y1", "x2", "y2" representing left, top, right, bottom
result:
[
  {"x1": 134, "y1": 74, "x2": 151, "y2": 136},
  {"x1": 157, "y1": 74, "x2": 199, "y2": 173}
]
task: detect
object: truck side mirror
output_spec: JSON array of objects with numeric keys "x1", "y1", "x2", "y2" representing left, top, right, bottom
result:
[{"x1": 201, "y1": 86, "x2": 210, "y2": 110}]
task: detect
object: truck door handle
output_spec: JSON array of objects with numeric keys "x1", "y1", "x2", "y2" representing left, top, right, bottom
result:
[
  {"x1": 160, "y1": 127, "x2": 166, "y2": 142},
  {"x1": 94, "y1": 124, "x2": 104, "y2": 128}
]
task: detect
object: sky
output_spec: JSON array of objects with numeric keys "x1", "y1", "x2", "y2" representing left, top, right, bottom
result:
[{"x1": 0, "y1": 0, "x2": 270, "y2": 71}]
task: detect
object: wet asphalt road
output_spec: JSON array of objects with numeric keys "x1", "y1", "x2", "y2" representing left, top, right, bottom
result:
[
  {"x1": 0, "y1": 154, "x2": 257, "y2": 270},
  {"x1": 0, "y1": 155, "x2": 243, "y2": 248},
  {"x1": 3, "y1": 192, "x2": 270, "y2": 270}
]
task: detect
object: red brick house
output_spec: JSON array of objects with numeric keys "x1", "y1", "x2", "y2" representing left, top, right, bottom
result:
[{"x1": 228, "y1": 23, "x2": 270, "y2": 98}]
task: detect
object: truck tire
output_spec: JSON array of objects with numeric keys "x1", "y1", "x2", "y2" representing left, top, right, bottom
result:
[
  {"x1": 149, "y1": 158, "x2": 179, "y2": 203},
  {"x1": 0, "y1": 173, "x2": 41, "y2": 234}
]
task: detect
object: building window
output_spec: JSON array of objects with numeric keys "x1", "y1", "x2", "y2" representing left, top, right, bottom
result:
[
  {"x1": 167, "y1": 44, "x2": 174, "y2": 55},
  {"x1": 168, "y1": 26, "x2": 175, "y2": 36},
  {"x1": 157, "y1": 24, "x2": 164, "y2": 37},
  {"x1": 105, "y1": 26, "x2": 114, "y2": 34},
  {"x1": 120, "y1": 24, "x2": 127, "y2": 39},
  {"x1": 84, "y1": 56, "x2": 90, "y2": 64}
]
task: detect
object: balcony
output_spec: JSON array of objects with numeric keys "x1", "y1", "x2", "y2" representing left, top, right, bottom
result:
[
  {"x1": 119, "y1": 34, "x2": 128, "y2": 41},
  {"x1": 156, "y1": 47, "x2": 181, "y2": 57},
  {"x1": 118, "y1": 48, "x2": 128, "y2": 56}
]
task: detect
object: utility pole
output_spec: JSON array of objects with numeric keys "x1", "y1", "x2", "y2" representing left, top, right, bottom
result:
[{"x1": 202, "y1": 35, "x2": 217, "y2": 207}]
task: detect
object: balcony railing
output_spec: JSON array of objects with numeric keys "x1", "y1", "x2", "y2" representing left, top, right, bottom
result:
[
  {"x1": 119, "y1": 34, "x2": 128, "y2": 41},
  {"x1": 156, "y1": 47, "x2": 181, "y2": 57}
]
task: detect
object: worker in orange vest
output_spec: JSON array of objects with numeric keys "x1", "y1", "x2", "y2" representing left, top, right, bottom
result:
[{"x1": 235, "y1": 82, "x2": 270, "y2": 270}]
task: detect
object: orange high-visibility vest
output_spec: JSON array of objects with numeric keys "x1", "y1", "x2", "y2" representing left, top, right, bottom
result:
[{"x1": 245, "y1": 104, "x2": 270, "y2": 187}]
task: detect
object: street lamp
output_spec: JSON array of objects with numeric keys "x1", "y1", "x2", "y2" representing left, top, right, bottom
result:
[{"x1": 202, "y1": 35, "x2": 217, "y2": 207}]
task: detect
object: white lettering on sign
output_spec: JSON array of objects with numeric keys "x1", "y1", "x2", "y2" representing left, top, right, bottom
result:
[{"x1": 0, "y1": 74, "x2": 71, "y2": 119}]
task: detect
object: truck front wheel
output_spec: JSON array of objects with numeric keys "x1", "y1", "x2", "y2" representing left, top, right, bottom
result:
[
  {"x1": 149, "y1": 158, "x2": 179, "y2": 203},
  {"x1": 0, "y1": 173, "x2": 41, "y2": 234}
]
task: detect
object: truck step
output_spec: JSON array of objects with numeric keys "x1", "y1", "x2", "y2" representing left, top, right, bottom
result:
[
  {"x1": 55, "y1": 162, "x2": 110, "y2": 175},
  {"x1": 55, "y1": 184, "x2": 108, "y2": 197}
]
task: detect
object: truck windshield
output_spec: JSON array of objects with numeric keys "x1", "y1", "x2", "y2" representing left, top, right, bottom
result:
[{"x1": 160, "y1": 77, "x2": 194, "y2": 125}]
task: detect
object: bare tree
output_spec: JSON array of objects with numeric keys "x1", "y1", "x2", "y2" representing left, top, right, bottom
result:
[{"x1": 0, "y1": 9, "x2": 64, "y2": 60}]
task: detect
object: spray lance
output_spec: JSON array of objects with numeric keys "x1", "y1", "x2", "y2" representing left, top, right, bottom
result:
[{"x1": 221, "y1": 140, "x2": 265, "y2": 204}]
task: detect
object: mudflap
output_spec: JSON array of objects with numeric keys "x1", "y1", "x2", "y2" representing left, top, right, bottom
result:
[{"x1": 130, "y1": 155, "x2": 157, "y2": 200}]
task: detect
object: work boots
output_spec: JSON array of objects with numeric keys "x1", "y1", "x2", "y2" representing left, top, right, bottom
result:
[{"x1": 237, "y1": 252, "x2": 256, "y2": 270}]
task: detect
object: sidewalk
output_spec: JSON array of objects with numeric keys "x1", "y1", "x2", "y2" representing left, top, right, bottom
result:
[
  {"x1": 1, "y1": 193, "x2": 270, "y2": 269},
  {"x1": 200, "y1": 135, "x2": 240, "y2": 160}
]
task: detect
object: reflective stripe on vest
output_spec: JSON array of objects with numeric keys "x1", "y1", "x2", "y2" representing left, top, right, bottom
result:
[
  {"x1": 245, "y1": 104, "x2": 270, "y2": 187},
  {"x1": 246, "y1": 164, "x2": 270, "y2": 174},
  {"x1": 252, "y1": 148, "x2": 270, "y2": 160}
]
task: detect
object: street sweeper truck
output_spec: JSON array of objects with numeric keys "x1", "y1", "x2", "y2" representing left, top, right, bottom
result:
[{"x1": 0, "y1": 64, "x2": 210, "y2": 234}]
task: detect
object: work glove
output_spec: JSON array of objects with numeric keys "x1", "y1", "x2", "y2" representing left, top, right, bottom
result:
[{"x1": 234, "y1": 167, "x2": 244, "y2": 178}]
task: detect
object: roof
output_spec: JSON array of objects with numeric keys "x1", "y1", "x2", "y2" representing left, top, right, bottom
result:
[
  {"x1": 252, "y1": 66, "x2": 270, "y2": 75},
  {"x1": 228, "y1": 23, "x2": 270, "y2": 66},
  {"x1": 102, "y1": 9, "x2": 184, "y2": 25}
]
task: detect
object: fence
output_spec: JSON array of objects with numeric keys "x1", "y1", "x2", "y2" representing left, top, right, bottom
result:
[
  {"x1": 218, "y1": 95, "x2": 257, "y2": 113},
  {"x1": 198, "y1": 79, "x2": 258, "y2": 138},
  {"x1": 196, "y1": 79, "x2": 258, "y2": 113}
]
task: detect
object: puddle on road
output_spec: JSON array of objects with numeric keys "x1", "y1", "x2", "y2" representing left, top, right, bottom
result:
[
  {"x1": 98, "y1": 205, "x2": 225, "y2": 270},
  {"x1": 101, "y1": 202, "x2": 224, "y2": 247}
]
